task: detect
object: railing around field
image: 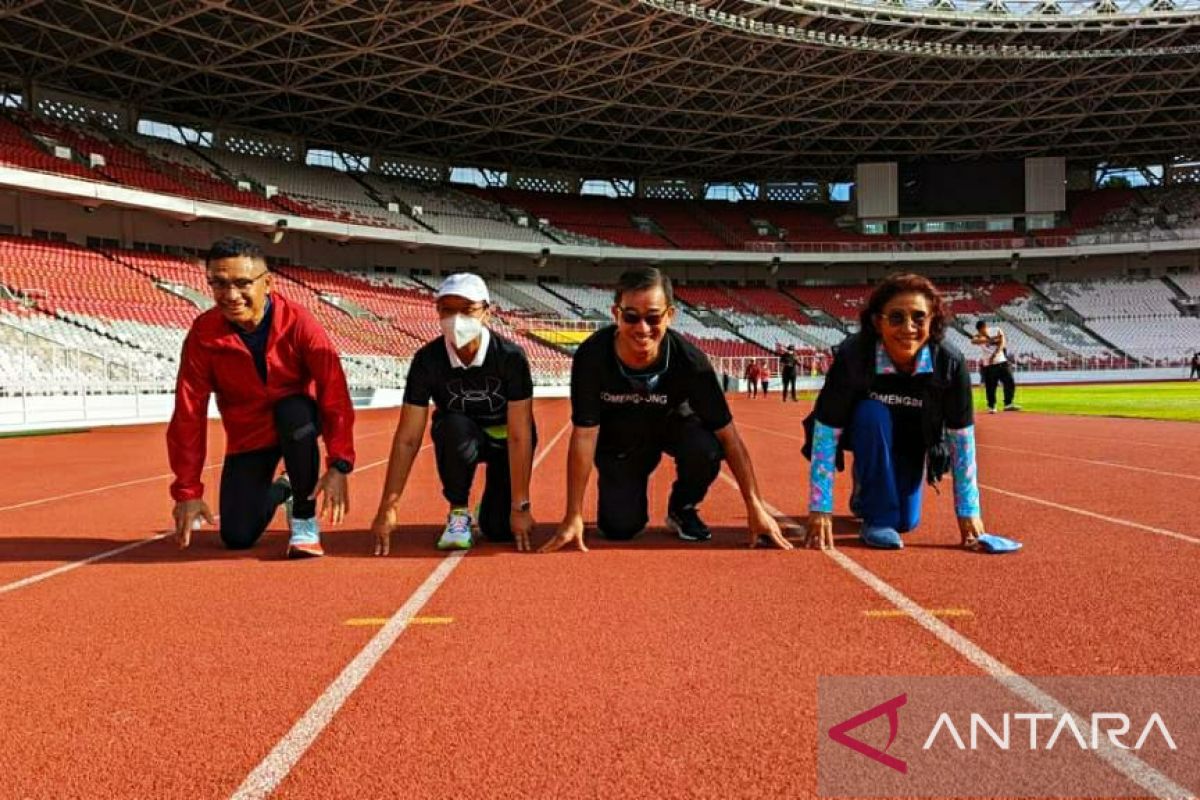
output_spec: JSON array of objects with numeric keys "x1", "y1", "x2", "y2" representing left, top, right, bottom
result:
[{"x1": 745, "y1": 235, "x2": 1074, "y2": 254}]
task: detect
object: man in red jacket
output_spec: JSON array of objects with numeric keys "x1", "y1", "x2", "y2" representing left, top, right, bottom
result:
[{"x1": 167, "y1": 237, "x2": 355, "y2": 558}]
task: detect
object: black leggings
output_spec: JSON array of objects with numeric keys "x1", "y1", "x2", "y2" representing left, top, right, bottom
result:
[
  {"x1": 218, "y1": 395, "x2": 320, "y2": 550},
  {"x1": 981, "y1": 362, "x2": 1016, "y2": 409},
  {"x1": 781, "y1": 370, "x2": 797, "y2": 401},
  {"x1": 594, "y1": 416, "x2": 724, "y2": 540},
  {"x1": 431, "y1": 413, "x2": 537, "y2": 542}
]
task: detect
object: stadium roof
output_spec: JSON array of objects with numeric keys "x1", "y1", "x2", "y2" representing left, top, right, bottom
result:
[{"x1": 1, "y1": 0, "x2": 1198, "y2": 181}]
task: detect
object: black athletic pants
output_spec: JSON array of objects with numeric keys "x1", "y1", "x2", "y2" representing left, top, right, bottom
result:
[
  {"x1": 981, "y1": 362, "x2": 1016, "y2": 409},
  {"x1": 781, "y1": 369, "x2": 797, "y2": 401},
  {"x1": 594, "y1": 415, "x2": 724, "y2": 540},
  {"x1": 219, "y1": 394, "x2": 320, "y2": 550},
  {"x1": 431, "y1": 413, "x2": 536, "y2": 542}
]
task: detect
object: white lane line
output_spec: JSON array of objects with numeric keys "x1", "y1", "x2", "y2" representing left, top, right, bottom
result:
[
  {"x1": 0, "y1": 532, "x2": 173, "y2": 596},
  {"x1": 0, "y1": 464, "x2": 220, "y2": 514},
  {"x1": 722, "y1": 469, "x2": 1194, "y2": 800},
  {"x1": 980, "y1": 484, "x2": 1200, "y2": 545},
  {"x1": 0, "y1": 446, "x2": 429, "y2": 598},
  {"x1": 229, "y1": 551, "x2": 466, "y2": 800},
  {"x1": 229, "y1": 419, "x2": 572, "y2": 800},
  {"x1": 736, "y1": 422, "x2": 805, "y2": 442},
  {"x1": 824, "y1": 543, "x2": 1194, "y2": 800},
  {"x1": 0, "y1": 428, "x2": 395, "y2": 514},
  {"x1": 979, "y1": 443, "x2": 1200, "y2": 481},
  {"x1": 1006, "y1": 428, "x2": 1199, "y2": 453},
  {"x1": 733, "y1": 421, "x2": 1199, "y2": 545}
]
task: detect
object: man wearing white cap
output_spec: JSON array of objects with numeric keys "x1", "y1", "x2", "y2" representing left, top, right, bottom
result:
[{"x1": 370, "y1": 273, "x2": 537, "y2": 553}]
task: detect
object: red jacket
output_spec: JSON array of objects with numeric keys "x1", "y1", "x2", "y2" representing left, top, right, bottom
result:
[{"x1": 167, "y1": 293, "x2": 355, "y2": 502}]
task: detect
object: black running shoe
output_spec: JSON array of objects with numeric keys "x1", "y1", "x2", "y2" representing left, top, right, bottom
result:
[{"x1": 666, "y1": 505, "x2": 712, "y2": 542}]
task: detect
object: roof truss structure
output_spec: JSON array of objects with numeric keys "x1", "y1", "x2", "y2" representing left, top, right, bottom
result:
[{"x1": 0, "y1": 0, "x2": 1197, "y2": 181}]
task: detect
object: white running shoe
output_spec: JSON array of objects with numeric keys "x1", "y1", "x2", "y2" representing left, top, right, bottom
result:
[{"x1": 437, "y1": 508, "x2": 474, "y2": 550}]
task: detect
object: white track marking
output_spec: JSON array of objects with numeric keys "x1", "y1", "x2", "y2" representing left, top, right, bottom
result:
[
  {"x1": 733, "y1": 422, "x2": 1198, "y2": 545},
  {"x1": 981, "y1": 484, "x2": 1200, "y2": 545},
  {"x1": 724, "y1": 469, "x2": 1195, "y2": 800},
  {"x1": 0, "y1": 428, "x2": 394, "y2": 515},
  {"x1": 0, "y1": 464, "x2": 219, "y2": 514},
  {"x1": 229, "y1": 551, "x2": 467, "y2": 800},
  {"x1": 0, "y1": 532, "x2": 173, "y2": 595},
  {"x1": 0, "y1": 446, "x2": 430, "y2": 598},
  {"x1": 1006, "y1": 428, "x2": 1199, "y2": 453},
  {"x1": 979, "y1": 443, "x2": 1200, "y2": 481},
  {"x1": 229, "y1": 420, "x2": 571, "y2": 799}
]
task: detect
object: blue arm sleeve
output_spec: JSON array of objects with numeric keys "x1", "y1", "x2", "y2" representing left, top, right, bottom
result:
[
  {"x1": 808, "y1": 421, "x2": 841, "y2": 514},
  {"x1": 947, "y1": 425, "x2": 982, "y2": 518}
]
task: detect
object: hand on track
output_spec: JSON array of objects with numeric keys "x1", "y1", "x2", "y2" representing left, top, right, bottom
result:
[
  {"x1": 172, "y1": 499, "x2": 214, "y2": 549},
  {"x1": 804, "y1": 511, "x2": 834, "y2": 551},
  {"x1": 540, "y1": 515, "x2": 588, "y2": 553},
  {"x1": 310, "y1": 470, "x2": 349, "y2": 526}
]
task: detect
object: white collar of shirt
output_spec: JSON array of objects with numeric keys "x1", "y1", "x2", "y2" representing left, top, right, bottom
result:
[{"x1": 446, "y1": 327, "x2": 491, "y2": 369}]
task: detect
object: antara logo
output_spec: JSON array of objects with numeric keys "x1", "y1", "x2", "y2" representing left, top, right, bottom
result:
[
  {"x1": 922, "y1": 711, "x2": 1177, "y2": 752},
  {"x1": 828, "y1": 693, "x2": 1177, "y2": 775},
  {"x1": 827, "y1": 693, "x2": 908, "y2": 774}
]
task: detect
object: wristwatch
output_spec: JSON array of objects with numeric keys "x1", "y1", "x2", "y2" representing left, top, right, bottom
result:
[
  {"x1": 512, "y1": 500, "x2": 531, "y2": 512},
  {"x1": 331, "y1": 459, "x2": 353, "y2": 475}
]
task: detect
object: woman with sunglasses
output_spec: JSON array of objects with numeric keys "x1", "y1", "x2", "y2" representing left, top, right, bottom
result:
[
  {"x1": 542, "y1": 266, "x2": 791, "y2": 552},
  {"x1": 802, "y1": 273, "x2": 988, "y2": 551}
]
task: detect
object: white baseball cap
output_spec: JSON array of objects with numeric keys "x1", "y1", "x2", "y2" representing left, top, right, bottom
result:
[{"x1": 436, "y1": 273, "x2": 490, "y2": 304}]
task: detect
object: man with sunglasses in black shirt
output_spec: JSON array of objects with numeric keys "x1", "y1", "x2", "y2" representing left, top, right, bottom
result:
[{"x1": 541, "y1": 267, "x2": 791, "y2": 552}]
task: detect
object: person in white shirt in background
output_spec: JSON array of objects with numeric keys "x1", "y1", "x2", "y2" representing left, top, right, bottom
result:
[{"x1": 972, "y1": 320, "x2": 1021, "y2": 414}]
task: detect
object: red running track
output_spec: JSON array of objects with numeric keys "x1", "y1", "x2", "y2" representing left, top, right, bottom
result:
[{"x1": 0, "y1": 398, "x2": 1196, "y2": 798}]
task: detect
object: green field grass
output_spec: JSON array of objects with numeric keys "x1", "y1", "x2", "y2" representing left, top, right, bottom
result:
[
  {"x1": 792, "y1": 381, "x2": 1200, "y2": 422},
  {"x1": 970, "y1": 381, "x2": 1200, "y2": 422}
]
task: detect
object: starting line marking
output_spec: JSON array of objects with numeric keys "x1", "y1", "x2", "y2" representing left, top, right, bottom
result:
[
  {"x1": 863, "y1": 608, "x2": 973, "y2": 618},
  {"x1": 344, "y1": 616, "x2": 453, "y2": 627},
  {"x1": 230, "y1": 419, "x2": 572, "y2": 800},
  {"x1": 718, "y1": 470, "x2": 1194, "y2": 800}
]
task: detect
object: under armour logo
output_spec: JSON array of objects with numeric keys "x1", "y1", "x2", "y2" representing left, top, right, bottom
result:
[
  {"x1": 828, "y1": 693, "x2": 908, "y2": 774},
  {"x1": 446, "y1": 377, "x2": 506, "y2": 414}
]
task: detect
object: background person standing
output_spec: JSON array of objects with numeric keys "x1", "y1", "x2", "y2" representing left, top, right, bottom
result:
[{"x1": 972, "y1": 320, "x2": 1021, "y2": 414}]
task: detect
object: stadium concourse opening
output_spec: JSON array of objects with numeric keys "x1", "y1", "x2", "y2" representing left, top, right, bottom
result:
[{"x1": 1, "y1": 2, "x2": 1199, "y2": 796}]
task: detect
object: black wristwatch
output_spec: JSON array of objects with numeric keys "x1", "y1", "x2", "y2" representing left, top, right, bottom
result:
[{"x1": 331, "y1": 459, "x2": 353, "y2": 475}]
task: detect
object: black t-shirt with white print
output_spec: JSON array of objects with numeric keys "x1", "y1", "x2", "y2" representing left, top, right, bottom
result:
[
  {"x1": 814, "y1": 335, "x2": 973, "y2": 455},
  {"x1": 403, "y1": 331, "x2": 534, "y2": 430},
  {"x1": 571, "y1": 326, "x2": 733, "y2": 455}
]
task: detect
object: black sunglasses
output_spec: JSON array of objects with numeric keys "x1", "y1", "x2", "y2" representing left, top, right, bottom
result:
[
  {"x1": 619, "y1": 307, "x2": 669, "y2": 327},
  {"x1": 881, "y1": 310, "x2": 930, "y2": 328}
]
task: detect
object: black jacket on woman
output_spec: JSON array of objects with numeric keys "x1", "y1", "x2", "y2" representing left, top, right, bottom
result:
[{"x1": 801, "y1": 332, "x2": 974, "y2": 486}]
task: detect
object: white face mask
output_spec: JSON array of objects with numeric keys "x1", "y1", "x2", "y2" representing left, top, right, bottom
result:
[{"x1": 441, "y1": 313, "x2": 484, "y2": 349}]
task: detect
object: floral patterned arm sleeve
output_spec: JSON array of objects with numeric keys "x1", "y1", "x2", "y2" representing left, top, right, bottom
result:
[
  {"x1": 808, "y1": 421, "x2": 841, "y2": 514},
  {"x1": 947, "y1": 425, "x2": 981, "y2": 518}
]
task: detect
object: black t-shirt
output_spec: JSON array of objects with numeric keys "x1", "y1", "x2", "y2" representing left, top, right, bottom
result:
[
  {"x1": 403, "y1": 332, "x2": 534, "y2": 429},
  {"x1": 814, "y1": 336, "x2": 973, "y2": 454},
  {"x1": 779, "y1": 351, "x2": 798, "y2": 373},
  {"x1": 232, "y1": 295, "x2": 274, "y2": 383},
  {"x1": 571, "y1": 326, "x2": 733, "y2": 454}
]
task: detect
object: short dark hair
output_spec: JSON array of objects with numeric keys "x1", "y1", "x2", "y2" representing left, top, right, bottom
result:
[
  {"x1": 206, "y1": 236, "x2": 265, "y2": 268},
  {"x1": 975, "y1": 320, "x2": 988, "y2": 331},
  {"x1": 614, "y1": 266, "x2": 673, "y2": 306},
  {"x1": 859, "y1": 272, "x2": 948, "y2": 345}
]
